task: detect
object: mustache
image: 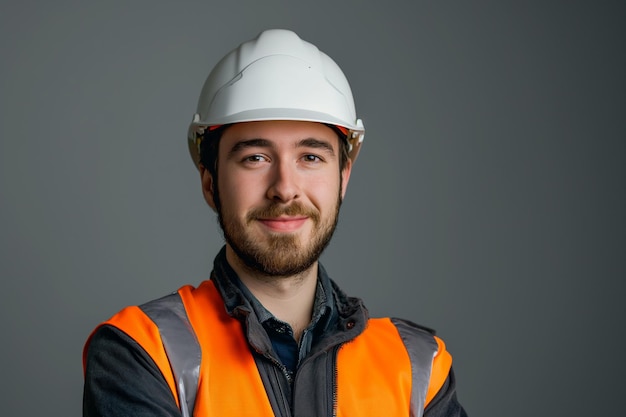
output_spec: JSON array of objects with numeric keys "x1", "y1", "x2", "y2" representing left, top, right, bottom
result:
[{"x1": 247, "y1": 202, "x2": 320, "y2": 223}]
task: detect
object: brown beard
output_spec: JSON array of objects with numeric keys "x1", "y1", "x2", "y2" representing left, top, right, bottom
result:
[{"x1": 217, "y1": 193, "x2": 342, "y2": 277}]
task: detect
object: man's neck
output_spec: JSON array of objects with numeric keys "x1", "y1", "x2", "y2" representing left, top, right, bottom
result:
[{"x1": 225, "y1": 245, "x2": 318, "y2": 342}]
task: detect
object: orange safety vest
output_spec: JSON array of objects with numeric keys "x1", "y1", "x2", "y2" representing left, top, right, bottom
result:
[{"x1": 84, "y1": 280, "x2": 452, "y2": 417}]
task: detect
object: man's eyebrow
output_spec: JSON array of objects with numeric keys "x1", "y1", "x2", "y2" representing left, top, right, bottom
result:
[
  {"x1": 297, "y1": 138, "x2": 336, "y2": 155},
  {"x1": 228, "y1": 138, "x2": 273, "y2": 156}
]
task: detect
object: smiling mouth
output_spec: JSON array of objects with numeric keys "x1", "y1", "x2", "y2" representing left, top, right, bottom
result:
[{"x1": 257, "y1": 216, "x2": 308, "y2": 232}]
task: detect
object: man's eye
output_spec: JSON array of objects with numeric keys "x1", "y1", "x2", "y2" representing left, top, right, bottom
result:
[
  {"x1": 302, "y1": 154, "x2": 322, "y2": 162},
  {"x1": 243, "y1": 155, "x2": 267, "y2": 163}
]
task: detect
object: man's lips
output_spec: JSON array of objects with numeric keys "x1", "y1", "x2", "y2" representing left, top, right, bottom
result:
[{"x1": 257, "y1": 216, "x2": 308, "y2": 232}]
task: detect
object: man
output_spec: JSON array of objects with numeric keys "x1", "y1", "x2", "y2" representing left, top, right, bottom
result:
[{"x1": 83, "y1": 29, "x2": 467, "y2": 417}]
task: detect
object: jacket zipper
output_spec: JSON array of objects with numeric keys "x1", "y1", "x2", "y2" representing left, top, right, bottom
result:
[
  {"x1": 262, "y1": 352, "x2": 293, "y2": 417},
  {"x1": 329, "y1": 345, "x2": 340, "y2": 417}
]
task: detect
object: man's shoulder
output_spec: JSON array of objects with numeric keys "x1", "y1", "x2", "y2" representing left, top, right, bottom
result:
[
  {"x1": 364, "y1": 316, "x2": 438, "y2": 346},
  {"x1": 386, "y1": 317, "x2": 437, "y2": 336}
]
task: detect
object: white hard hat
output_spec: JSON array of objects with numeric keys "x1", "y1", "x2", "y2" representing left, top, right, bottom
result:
[{"x1": 187, "y1": 29, "x2": 365, "y2": 169}]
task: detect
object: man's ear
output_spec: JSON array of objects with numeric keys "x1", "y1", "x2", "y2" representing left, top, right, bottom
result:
[
  {"x1": 199, "y1": 164, "x2": 217, "y2": 212},
  {"x1": 340, "y1": 158, "x2": 352, "y2": 199}
]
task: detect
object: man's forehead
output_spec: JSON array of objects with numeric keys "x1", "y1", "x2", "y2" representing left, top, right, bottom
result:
[{"x1": 220, "y1": 121, "x2": 341, "y2": 148}]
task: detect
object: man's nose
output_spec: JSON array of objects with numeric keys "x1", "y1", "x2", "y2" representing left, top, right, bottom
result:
[{"x1": 266, "y1": 160, "x2": 300, "y2": 203}]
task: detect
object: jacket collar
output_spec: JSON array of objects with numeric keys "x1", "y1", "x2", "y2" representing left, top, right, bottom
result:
[{"x1": 209, "y1": 246, "x2": 369, "y2": 353}]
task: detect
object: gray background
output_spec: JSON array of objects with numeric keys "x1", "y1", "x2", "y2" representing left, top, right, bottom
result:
[{"x1": 1, "y1": 1, "x2": 624, "y2": 416}]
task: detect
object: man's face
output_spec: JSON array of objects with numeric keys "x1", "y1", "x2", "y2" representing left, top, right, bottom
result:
[{"x1": 201, "y1": 120, "x2": 352, "y2": 277}]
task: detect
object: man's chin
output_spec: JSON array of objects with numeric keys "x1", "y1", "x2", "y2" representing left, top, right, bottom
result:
[{"x1": 230, "y1": 241, "x2": 317, "y2": 277}]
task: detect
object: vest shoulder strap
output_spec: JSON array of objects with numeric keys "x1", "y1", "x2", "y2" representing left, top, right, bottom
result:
[
  {"x1": 83, "y1": 301, "x2": 191, "y2": 413},
  {"x1": 390, "y1": 318, "x2": 453, "y2": 410},
  {"x1": 140, "y1": 292, "x2": 201, "y2": 417}
]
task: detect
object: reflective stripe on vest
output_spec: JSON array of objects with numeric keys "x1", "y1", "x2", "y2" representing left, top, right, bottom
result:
[
  {"x1": 141, "y1": 293, "x2": 200, "y2": 417},
  {"x1": 94, "y1": 280, "x2": 452, "y2": 416}
]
